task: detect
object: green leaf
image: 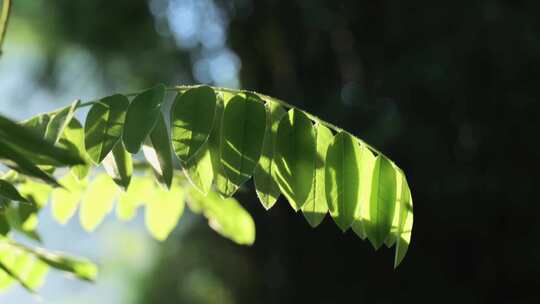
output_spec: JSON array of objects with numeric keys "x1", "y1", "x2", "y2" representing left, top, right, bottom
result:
[
  {"x1": 219, "y1": 93, "x2": 266, "y2": 196},
  {"x1": 301, "y1": 123, "x2": 333, "y2": 227},
  {"x1": 0, "y1": 114, "x2": 84, "y2": 167},
  {"x1": 394, "y1": 169, "x2": 413, "y2": 268},
  {"x1": 116, "y1": 176, "x2": 155, "y2": 221},
  {"x1": 0, "y1": 143, "x2": 60, "y2": 187},
  {"x1": 207, "y1": 92, "x2": 230, "y2": 197},
  {"x1": 171, "y1": 86, "x2": 217, "y2": 163},
  {"x1": 51, "y1": 174, "x2": 87, "y2": 225},
  {"x1": 0, "y1": 215, "x2": 10, "y2": 236},
  {"x1": 183, "y1": 143, "x2": 214, "y2": 195},
  {"x1": 79, "y1": 174, "x2": 118, "y2": 232},
  {"x1": 142, "y1": 113, "x2": 174, "y2": 189},
  {"x1": 0, "y1": 179, "x2": 28, "y2": 203},
  {"x1": 84, "y1": 94, "x2": 129, "y2": 164},
  {"x1": 103, "y1": 142, "x2": 133, "y2": 190},
  {"x1": 44, "y1": 100, "x2": 80, "y2": 144},
  {"x1": 365, "y1": 155, "x2": 397, "y2": 249},
  {"x1": 145, "y1": 182, "x2": 184, "y2": 241},
  {"x1": 253, "y1": 100, "x2": 286, "y2": 209},
  {"x1": 123, "y1": 84, "x2": 166, "y2": 153},
  {"x1": 353, "y1": 144, "x2": 377, "y2": 240},
  {"x1": 59, "y1": 118, "x2": 91, "y2": 180},
  {"x1": 325, "y1": 132, "x2": 365, "y2": 231},
  {"x1": 275, "y1": 109, "x2": 316, "y2": 211},
  {"x1": 189, "y1": 190, "x2": 255, "y2": 245}
]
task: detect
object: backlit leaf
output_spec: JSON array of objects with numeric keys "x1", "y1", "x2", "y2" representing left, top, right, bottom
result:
[
  {"x1": 183, "y1": 143, "x2": 214, "y2": 195},
  {"x1": 79, "y1": 174, "x2": 118, "y2": 232},
  {"x1": 51, "y1": 174, "x2": 87, "y2": 225},
  {"x1": 219, "y1": 94, "x2": 266, "y2": 196},
  {"x1": 171, "y1": 86, "x2": 216, "y2": 163},
  {"x1": 394, "y1": 169, "x2": 413, "y2": 268},
  {"x1": 325, "y1": 132, "x2": 364, "y2": 231},
  {"x1": 0, "y1": 143, "x2": 60, "y2": 187},
  {"x1": 301, "y1": 123, "x2": 333, "y2": 227},
  {"x1": 84, "y1": 94, "x2": 129, "y2": 164},
  {"x1": 275, "y1": 109, "x2": 316, "y2": 211},
  {"x1": 123, "y1": 84, "x2": 166, "y2": 153},
  {"x1": 145, "y1": 182, "x2": 184, "y2": 241},
  {"x1": 58, "y1": 118, "x2": 91, "y2": 180},
  {"x1": 253, "y1": 100, "x2": 286, "y2": 209},
  {"x1": 142, "y1": 113, "x2": 173, "y2": 188},
  {"x1": 44, "y1": 99, "x2": 80, "y2": 144},
  {"x1": 116, "y1": 176, "x2": 155, "y2": 221},
  {"x1": 352, "y1": 145, "x2": 377, "y2": 240},
  {"x1": 103, "y1": 142, "x2": 133, "y2": 190}
]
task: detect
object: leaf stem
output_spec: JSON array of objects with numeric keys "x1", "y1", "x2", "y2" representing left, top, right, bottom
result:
[{"x1": 0, "y1": 0, "x2": 12, "y2": 57}]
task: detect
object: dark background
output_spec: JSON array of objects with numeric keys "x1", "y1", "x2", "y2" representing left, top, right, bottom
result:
[{"x1": 8, "y1": 0, "x2": 540, "y2": 303}]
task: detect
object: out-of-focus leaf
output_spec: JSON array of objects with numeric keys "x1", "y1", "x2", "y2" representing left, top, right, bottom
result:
[
  {"x1": 51, "y1": 174, "x2": 87, "y2": 225},
  {"x1": 171, "y1": 86, "x2": 216, "y2": 163},
  {"x1": 219, "y1": 94, "x2": 266, "y2": 196},
  {"x1": 142, "y1": 113, "x2": 173, "y2": 188},
  {"x1": 59, "y1": 118, "x2": 91, "y2": 180},
  {"x1": 301, "y1": 123, "x2": 333, "y2": 227},
  {"x1": 325, "y1": 132, "x2": 364, "y2": 231},
  {"x1": 103, "y1": 142, "x2": 132, "y2": 190},
  {"x1": 0, "y1": 215, "x2": 9, "y2": 236},
  {"x1": 44, "y1": 100, "x2": 80, "y2": 144},
  {"x1": 79, "y1": 174, "x2": 118, "y2": 232},
  {"x1": 365, "y1": 155, "x2": 397, "y2": 249},
  {"x1": 123, "y1": 84, "x2": 166, "y2": 153},
  {"x1": 275, "y1": 109, "x2": 316, "y2": 211},
  {"x1": 84, "y1": 94, "x2": 129, "y2": 164},
  {"x1": 253, "y1": 100, "x2": 286, "y2": 209},
  {"x1": 116, "y1": 176, "x2": 155, "y2": 221},
  {"x1": 145, "y1": 182, "x2": 184, "y2": 241},
  {"x1": 189, "y1": 190, "x2": 255, "y2": 245},
  {"x1": 0, "y1": 179, "x2": 28, "y2": 203},
  {"x1": 0, "y1": 114, "x2": 84, "y2": 167}
]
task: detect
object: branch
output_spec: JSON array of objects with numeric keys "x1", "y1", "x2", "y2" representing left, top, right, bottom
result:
[{"x1": 0, "y1": 0, "x2": 12, "y2": 57}]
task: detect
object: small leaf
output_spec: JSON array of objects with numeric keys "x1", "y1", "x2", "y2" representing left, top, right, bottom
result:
[
  {"x1": 219, "y1": 94, "x2": 267, "y2": 196},
  {"x1": 394, "y1": 169, "x2": 413, "y2": 268},
  {"x1": 0, "y1": 179, "x2": 28, "y2": 203},
  {"x1": 59, "y1": 118, "x2": 91, "y2": 180},
  {"x1": 79, "y1": 174, "x2": 118, "y2": 232},
  {"x1": 145, "y1": 182, "x2": 184, "y2": 241},
  {"x1": 275, "y1": 109, "x2": 316, "y2": 211},
  {"x1": 207, "y1": 92, "x2": 230, "y2": 197},
  {"x1": 171, "y1": 86, "x2": 217, "y2": 163},
  {"x1": 365, "y1": 155, "x2": 397, "y2": 249},
  {"x1": 84, "y1": 94, "x2": 129, "y2": 164},
  {"x1": 51, "y1": 174, "x2": 87, "y2": 225},
  {"x1": 103, "y1": 142, "x2": 133, "y2": 190},
  {"x1": 0, "y1": 143, "x2": 60, "y2": 187},
  {"x1": 116, "y1": 176, "x2": 155, "y2": 221},
  {"x1": 189, "y1": 190, "x2": 255, "y2": 245},
  {"x1": 253, "y1": 100, "x2": 286, "y2": 209},
  {"x1": 123, "y1": 84, "x2": 166, "y2": 153},
  {"x1": 301, "y1": 123, "x2": 333, "y2": 227},
  {"x1": 44, "y1": 100, "x2": 80, "y2": 144},
  {"x1": 142, "y1": 113, "x2": 174, "y2": 189},
  {"x1": 325, "y1": 132, "x2": 364, "y2": 231}
]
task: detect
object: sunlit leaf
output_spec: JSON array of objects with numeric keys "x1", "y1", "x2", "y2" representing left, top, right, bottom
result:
[
  {"x1": 58, "y1": 118, "x2": 91, "y2": 180},
  {"x1": 145, "y1": 183, "x2": 184, "y2": 241},
  {"x1": 44, "y1": 100, "x2": 80, "y2": 144},
  {"x1": 275, "y1": 109, "x2": 316, "y2": 211},
  {"x1": 189, "y1": 190, "x2": 255, "y2": 245},
  {"x1": 219, "y1": 94, "x2": 266, "y2": 196},
  {"x1": 353, "y1": 144, "x2": 377, "y2": 240},
  {"x1": 325, "y1": 132, "x2": 365, "y2": 231},
  {"x1": 116, "y1": 176, "x2": 155, "y2": 221},
  {"x1": 183, "y1": 143, "x2": 214, "y2": 195},
  {"x1": 84, "y1": 94, "x2": 129, "y2": 164},
  {"x1": 123, "y1": 84, "x2": 166, "y2": 153},
  {"x1": 142, "y1": 113, "x2": 174, "y2": 188},
  {"x1": 207, "y1": 92, "x2": 230, "y2": 197},
  {"x1": 253, "y1": 100, "x2": 286, "y2": 209},
  {"x1": 0, "y1": 179, "x2": 28, "y2": 203},
  {"x1": 79, "y1": 174, "x2": 118, "y2": 232},
  {"x1": 51, "y1": 174, "x2": 87, "y2": 225},
  {"x1": 301, "y1": 123, "x2": 333, "y2": 227},
  {"x1": 103, "y1": 142, "x2": 133, "y2": 190},
  {"x1": 394, "y1": 169, "x2": 413, "y2": 268},
  {"x1": 171, "y1": 86, "x2": 216, "y2": 163},
  {"x1": 365, "y1": 155, "x2": 397, "y2": 249}
]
